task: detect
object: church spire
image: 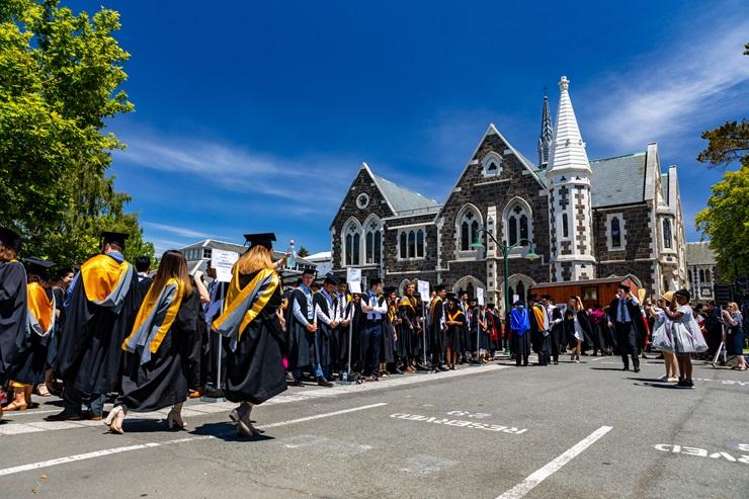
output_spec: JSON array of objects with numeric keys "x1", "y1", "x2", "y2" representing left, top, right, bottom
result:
[
  {"x1": 548, "y1": 76, "x2": 591, "y2": 174},
  {"x1": 537, "y1": 93, "x2": 553, "y2": 169}
]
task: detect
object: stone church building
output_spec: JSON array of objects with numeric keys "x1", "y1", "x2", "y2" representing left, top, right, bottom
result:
[{"x1": 329, "y1": 76, "x2": 687, "y2": 308}]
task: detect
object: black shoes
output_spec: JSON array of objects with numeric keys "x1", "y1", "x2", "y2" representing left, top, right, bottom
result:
[
  {"x1": 317, "y1": 379, "x2": 334, "y2": 387},
  {"x1": 45, "y1": 410, "x2": 82, "y2": 422}
]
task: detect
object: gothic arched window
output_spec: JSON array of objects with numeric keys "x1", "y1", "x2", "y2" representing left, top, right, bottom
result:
[
  {"x1": 459, "y1": 206, "x2": 482, "y2": 252},
  {"x1": 481, "y1": 151, "x2": 502, "y2": 178},
  {"x1": 663, "y1": 218, "x2": 673, "y2": 249},
  {"x1": 399, "y1": 232, "x2": 407, "y2": 259},
  {"x1": 504, "y1": 199, "x2": 533, "y2": 247},
  {"x1": 364, "y1": 217, "x2": 382, "y2": 264},
  {"x1": 416, "y1": 229, "x2": 425, "y2": 257},
  {"x1": 408, "y1": 230, "x2": 416, "y2": 258},
  {"x1": 699, "y1": 269, "x2": 705, "y2": 283},
  {"x1": 611, "y1": 217, "x2": 622, "y2": 248},
  {"x1": 343, "y1": 219, "x2": 361, "y2": 266},
  {"x1": 705, "y1": 269, "x2": 711, "y2": 282}
]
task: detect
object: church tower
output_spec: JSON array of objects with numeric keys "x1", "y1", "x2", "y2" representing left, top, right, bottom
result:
[
  {"x1": 547, "y1": 76, "x2": 596, "y2": 281},
  {"x1": 537, "y1": 94, "x2": 553, "y2": 169}
]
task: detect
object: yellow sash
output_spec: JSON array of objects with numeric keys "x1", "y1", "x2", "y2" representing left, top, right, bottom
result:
[
  {"x1": 80, "y1": 254, "x2": 131, "y2": 303},
  {"x1": 122, "y1": 278, "x2": 184, "y2": 355},
  {"x1": 27, "y1": 282, "x2": 54, "y2": 333},
  {"x1": 212, "y1": 266, "x2": 279, "y2": 339}
]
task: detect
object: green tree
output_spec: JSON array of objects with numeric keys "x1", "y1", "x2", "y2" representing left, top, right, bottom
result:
[
  {"x1": 0, "y1": 0, "x2": 152, "y2": 268},
  {"x1": 695, "y1": 42, "x2": 749, "y2": 281},
  {"x1": 297, "y1": 246, "x2": 310, "y2": 258}
]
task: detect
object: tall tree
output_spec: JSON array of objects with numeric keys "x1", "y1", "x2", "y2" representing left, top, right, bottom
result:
[
  {"x1": 695, "y1": 42, "x2": 749, "y2": 281},
  {"x1": 0, "y1": 0, "x2": 152, "y2": 267}
]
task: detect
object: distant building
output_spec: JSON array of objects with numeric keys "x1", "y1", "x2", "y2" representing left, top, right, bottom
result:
[
  {"x1": 686, "y1": 241, "x2": 718, "y2": 302},
  {"x1": 179, "y1": 239, "x2": 317, "y2": 281},
  {"x1": 305, "y1": 251, "x2": 332, "y2": 277},
  {"x1": 329, "y1": 76, "x2": 688, "y2": 308}
]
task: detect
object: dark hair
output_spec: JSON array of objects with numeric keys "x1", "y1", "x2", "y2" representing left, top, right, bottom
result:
[
  {"x1": 674, "y1": 289, "x2": 691, "y2": 301},
  {"x1": 435, "y1": 284, "x2": 445, "y2": 293},
  {"x1": 150, "y1": 250, "x2": 192, "y2": 297},
  {"x1": 370, "y1": 278, "x2": 382, "y2": 288},
  {"x1": 135, "y1": 256, "x2": 151, "y2": 273}
]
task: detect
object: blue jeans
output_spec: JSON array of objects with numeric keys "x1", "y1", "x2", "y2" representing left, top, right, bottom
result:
[{"x1": 364, "y1": 322, "x2": 382, "y2": 376}]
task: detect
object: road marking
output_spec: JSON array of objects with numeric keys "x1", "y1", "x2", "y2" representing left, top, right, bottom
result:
[
  {"x1": 654, "y1": 444, "x2": 749, "y2": 464},
  {"x1": 495, "y1": 425, "x2": 613, "y2": 499},
  {"x1": 0, "y1": 402, "x2": 387, "y2": 477},
  {"x1": 0, "y1": 365, "x2": 505, "y2": 437},
  {"x1": 389, "y1": 413, "x2": 527, "y2": 435},
  {"x1": 0, "y1": 436, "x2": 212, "y2": 477}
]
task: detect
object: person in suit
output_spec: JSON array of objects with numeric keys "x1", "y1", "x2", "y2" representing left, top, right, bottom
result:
[{"x1": 607, "y1": 284, "x2": 644, "y2": 372}]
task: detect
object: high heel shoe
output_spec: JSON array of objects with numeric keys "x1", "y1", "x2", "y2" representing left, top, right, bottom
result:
[
  {"x1": 230, "y1": 402, "x2": 258, "y2": 438},
  {"x1": 104, "y1": 405, "x2": 126, "y2": 434},
  {"x1": 166, "y1": 406, "x2": 187, "y2": 431}
]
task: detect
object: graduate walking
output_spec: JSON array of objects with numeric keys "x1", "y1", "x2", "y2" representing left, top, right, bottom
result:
[
  {"x1": 0, "y1": 228, "x2": 26, "y2": 419},
  {"x1": 105, "y1": 250, "x2": 201, "y2": 434},
  {"x1": 50, "y1": 232, "x2": 141, "y2": 421},
  {"x1": 211, "y1": 233, "x2": 288, "y2": 437}
]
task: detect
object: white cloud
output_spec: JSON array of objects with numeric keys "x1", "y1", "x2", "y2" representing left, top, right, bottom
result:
[
  {"x1": 587, "y1": 15, "x2": 749, "y2": 150},
  {"x1": 142, "y1": 221, "x2": 217, "y2": 239}
]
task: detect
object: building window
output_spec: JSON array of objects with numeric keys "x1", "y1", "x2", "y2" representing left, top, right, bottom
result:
[
  {"x1": 663, "y1": 218, "x2": 673, "y2": 249},
  {"x1": 343, "y1": 219, "x2": 361, "y2": 266},
  {"x1": 705, "y1": 269, "x2": 711, "y2": 282},
  {"x1": 356, "y1": 193, "x2": 370, "y2": 209},
  {"x1": 364, "y1": 218, "x2": 381, "y2": 264},
  {"x1": 398, "y1": 227, "x2": 426, "y2": 260},
  {"x1": 611, "y1": 217, "x2": 622, "y2": 248},
  {"x1": 202, "y1": 248, "x2": 212, "y2": 259},
  {"x1": 688, "y1": 269, "x2": 693, "y2": 283},
  {"x1": 562, "y1": 213, "x2": 569, "y2": 239},
  {"x1": 699, "y1": 269, "x2": 705, "y2": 283},
  {"x1": 459, "y1": 208, "x2": 481, "y2": 251},
  {"x1": 481, "y1": 151, "x2": 502, "y2": 177}
]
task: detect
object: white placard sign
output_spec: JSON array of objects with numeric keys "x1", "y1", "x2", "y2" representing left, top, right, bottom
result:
[
  {"x1": 417, "y1": 280, "x2": 430, "y2": 301},
  {"x1": 347, "y1": 268, "x2": 362, "y2": 294},
  {"x1": 477, "y1": 287, "x2": 485, "y2": 306},
  {"x1": 210, "y1": 248, "x2": 239, "y2": 283}
]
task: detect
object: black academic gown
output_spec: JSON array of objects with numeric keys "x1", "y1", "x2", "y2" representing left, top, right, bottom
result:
[
  {"x1": 56, "y1": 257, "x2": 141, "y2": 396},
  {"x1": 0, "y1": 261, "x2": 27, "y2": 385},
  {"x1": 312, "y1": 291, "x2": 335, "y2": 371},
  {"x1": 430, "y1": 299, "x2": 445, "y2": 358},
  {"x1": 397, "y1": 298, "x2": 418, "y2": 362},
  {"x1": 118, "y1": 290, "x2": 202, "y2": 412},
  {"x1": 10, "y1": 285, "x2": 52, "y2": 386},
  {"x1": 382, "y1": 302, "x2": 397, "y2": 365},
  {"x1": 224, "y1": 271, "x2": 286, "y2": 404},
  {"x1": 287, "y1": 288, "x2": 314, "y2": 372}
]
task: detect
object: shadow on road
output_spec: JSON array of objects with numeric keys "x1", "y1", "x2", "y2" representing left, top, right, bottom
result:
[{"x1": 192, "y1": 421, "x2": 275, "y2": 442}]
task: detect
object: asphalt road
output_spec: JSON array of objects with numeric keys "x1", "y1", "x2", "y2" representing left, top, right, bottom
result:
[{"x1": 1, "y1": 355, "x2": 748, "y2": 498}]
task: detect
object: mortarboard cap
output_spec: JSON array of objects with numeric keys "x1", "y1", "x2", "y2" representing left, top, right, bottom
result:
[
  {"x1": 101, "y1": 231, "x2": 129, "y2": 249},
  {"x1": 0, "y1": 227, "x2": 21, "y2": 252},
  {"x1": 243, "y1": 232, "x2": 276, "y2": 250},
  {"x1": 301, "y1": 267, "x2": 316, "y2": 276},
  {"x1": 323, "y1": 273, "x2": 338, "y2": 285},
  {"x1": 384, "y1": 286, "x2": 397, "y2": 295},
  {"x1": 24, "y1": 257, "x2": 55, "y2": 280}
]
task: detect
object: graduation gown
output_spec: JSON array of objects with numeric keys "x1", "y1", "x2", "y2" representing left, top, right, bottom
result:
[
  {"x1": 220, "y1": 270, "x2": 286, "y2": 404},
  {"x1": 118, "y1": 289, "x2": 201, "y2": 412},
  {"x1": 312, "y1": 291, "x2": 335, "y2": 369},
  {"x1": 397, "y1": 296, "x2": 418, "y2": 361},
  {"x1": 445, "y1": 309, "x2": 466, "y2": 352},
  {"x1": 10, "y1": 282, "x2": 54, "y2": 385},
  {"x1": 287, "y1": 288, "x2": 314, "y2": 371},
  {"x1": 0, "y1": 260, "x2": 27, "y2": 385},
  {"x1": 56, "y1": 254, "x2": 140, "y2": 396},
  {"x1": 530, "y1": 304, "x2": 551, "y2": 357},
  {"x1": 429, "y1": 298, "x2": 445, "y2": 355},
  {"x1": 382, "y1": 302, "x2": 397, "y2": 364}
]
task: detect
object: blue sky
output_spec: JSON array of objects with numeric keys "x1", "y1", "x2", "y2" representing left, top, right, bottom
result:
[{"x1": 68, "y1": 0, "x2": 749, "y2": 254}]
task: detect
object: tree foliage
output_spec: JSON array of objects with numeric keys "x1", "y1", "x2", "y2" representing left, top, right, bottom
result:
[
  {"x1": 0, "y1": 0, "x2": 152, "y2": 268},
  {"x1": 297, "y1": 246, "x2": 310, "y2": 258},
  {"x1": 695, "y1": 41, "x2": 749, "y2": 281}
]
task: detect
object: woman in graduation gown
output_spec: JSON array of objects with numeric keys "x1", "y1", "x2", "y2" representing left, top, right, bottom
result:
[
  {"x1": 381, "y1": 287, "x2": 399, "y2": 375},
  {"x1": 211, "y1": 234, "x2": 287, "y2": 437},
  {"x1": 6, "y1": 258, "x2": 56, "y2": 411},
  {"x1": 444, "y1": 297, "x2": 466, "y2": 370},
  {"x1": 104, "y1": 250, "x2": 200, "y2": 434},
  {"x1": 397, "y1": 284, "x2": 419, "y2": 373},
  {"x1": 0, "y1": 228, "x2": 26, "y2": 418}
]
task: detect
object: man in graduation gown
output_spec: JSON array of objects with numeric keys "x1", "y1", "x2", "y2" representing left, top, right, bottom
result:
[
  {"x1": 429, "y1": 285, "x2": 448, "y2": 372},
  {"x1": 360, "y1": 278, "x2": 387, "y2": 380},
  {"x1": 607, "y1": 284, "x2": 643, "y2": 372},
  {"x1": 49, "y1": 232, "x2": 140, "y2": 421},
  {"x1": 287, "y1": 268, "x2": 321, "y2": 386},
  {"x1": 0, "y1": 228, "x2": 27, "y2": 408},
  {"x1": 529, "y1": 295, "x2": 551, "y2": 366},
  {"x1": 333, "y1": 281, "x2": 352, "y2": 377},
  {"x1": 312, "y1": 273, "x2": 338, "y2": 385}
]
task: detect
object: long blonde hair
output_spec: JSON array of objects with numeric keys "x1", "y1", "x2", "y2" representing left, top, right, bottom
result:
[
  {"x1": 151, "y1": 250, "x2": 192, "y2": 296},
  {"x1": 236, "y1": 245, "x2": 274, "y2": 275}
]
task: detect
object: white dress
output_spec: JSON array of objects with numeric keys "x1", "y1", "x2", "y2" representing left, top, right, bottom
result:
[{"x1": 671, "y1": 305, "x2": 707, "y2": 354}]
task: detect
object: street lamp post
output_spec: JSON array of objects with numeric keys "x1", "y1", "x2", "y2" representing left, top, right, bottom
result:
[{"x1": 470, "y1": 230, "x2": 539, "y2": 318}]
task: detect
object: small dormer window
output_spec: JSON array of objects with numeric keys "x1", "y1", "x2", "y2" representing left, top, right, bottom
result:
[{"x1": 481, "y1": 151, "x2": 502, "y2": 178}]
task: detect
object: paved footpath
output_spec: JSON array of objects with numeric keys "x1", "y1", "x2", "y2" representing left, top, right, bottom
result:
[{"x1": 1, "y1": 355, "x2": 747, "y2": 498}]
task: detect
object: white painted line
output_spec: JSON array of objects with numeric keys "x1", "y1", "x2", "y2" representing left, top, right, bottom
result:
[
  {"x1": 1, "y1": 408, "x2": 62, "y2": 417},
  {"x1": 495, "y1": 425, "x2": 613, "y2": 499},
  {"x1": 0, "y1": 436, "x2": 212, "y2": 477},
  {"x1": 0, "y1": 402, "x2": 388, "y2": 477},
  {"x1": 258, "y1": 402, "x2": 387, "y2": 430}
]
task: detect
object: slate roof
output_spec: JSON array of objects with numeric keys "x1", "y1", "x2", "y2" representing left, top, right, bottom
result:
[
  {"x1": 371, "y1": 173, "x2": 440, "y2": 215},
  {"x1": 686, "y1": 242, "x2": 716, "y2": 266},
  {"x1": 589, "y1": 152, "x2": 647, "y2": 207}
]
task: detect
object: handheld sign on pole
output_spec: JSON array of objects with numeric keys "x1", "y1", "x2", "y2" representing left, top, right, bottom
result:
[
  {"x1": 417, "y1": 280, "x2": 430, "y2": 369},
  {"x1": 345, "y1": 268, "x2": 362, "y2": 380},
  {"x1": 475, "y1": 288, "x2": 485, "y2": 364},
  {"x1": 210, "y1": 249, "x2": 238, "y2": 398}
]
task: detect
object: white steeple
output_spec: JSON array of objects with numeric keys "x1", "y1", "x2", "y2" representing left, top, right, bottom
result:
[
  {"x1": 548, "y1": 76, "x2": 590, "y2": 174},
  {"x1": 546, "y1": 75, "x2": 596, "y2": 282}
]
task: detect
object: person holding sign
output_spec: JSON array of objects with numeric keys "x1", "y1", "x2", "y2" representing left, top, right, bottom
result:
[
  {"x1": 313, "y1": 274, "x2": 338, "y2": 385},
  {"x1": 211, "y1": 233, "x2": 288, "y2": 437},
  {"x1": 104, "y1": 250, "x2": 201, "y2": 434}
]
